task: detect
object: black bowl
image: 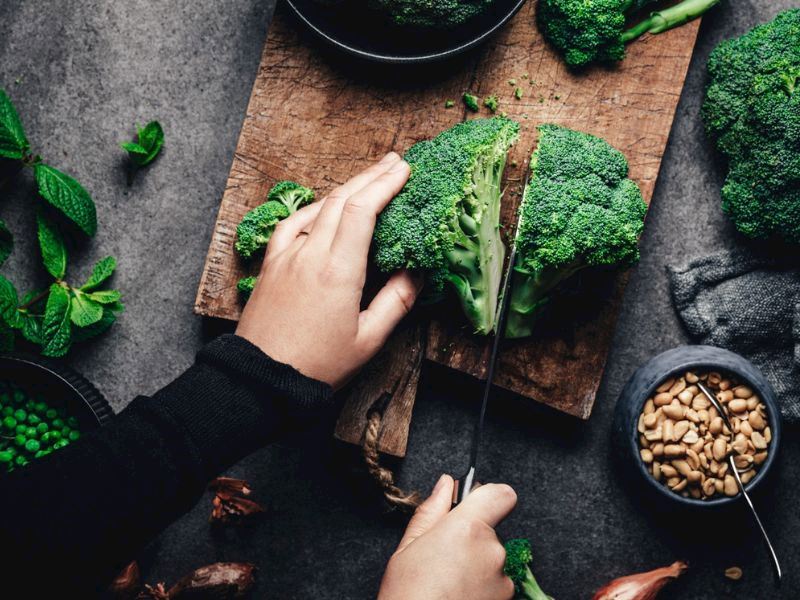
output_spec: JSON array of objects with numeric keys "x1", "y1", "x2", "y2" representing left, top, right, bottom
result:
[
  {"x1": 0, "y1": 354, "x2": 113, "y2": 431},
  {"x1": 612, "y1": 345, "x2": 781, "y2": 509},
  {"x1": 283, "y1": 0, "x2": 529, "y2": 63}
]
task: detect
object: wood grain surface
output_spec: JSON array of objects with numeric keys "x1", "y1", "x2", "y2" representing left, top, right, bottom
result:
[{"x1": 195, "y1": 3, "x2": 701, "y2": 454}]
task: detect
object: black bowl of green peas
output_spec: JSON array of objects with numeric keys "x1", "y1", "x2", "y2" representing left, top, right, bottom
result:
[{"x1": 0, "y1": 354, "x2": 113, "y2": 472}]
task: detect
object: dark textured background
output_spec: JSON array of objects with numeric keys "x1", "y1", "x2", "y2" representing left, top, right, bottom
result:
[{"x1": 1, "y1": 1, "x2": 797, "y2": 598}]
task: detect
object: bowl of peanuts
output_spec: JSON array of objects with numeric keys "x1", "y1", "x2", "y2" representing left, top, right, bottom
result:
[{"x1": 612, "y1": 345, "x2": 781, "y2": 507}]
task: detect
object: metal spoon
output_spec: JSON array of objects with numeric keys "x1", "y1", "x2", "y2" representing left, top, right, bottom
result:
[{"x1": 697, "y1": 381, "x2": 782, "y2": 582}]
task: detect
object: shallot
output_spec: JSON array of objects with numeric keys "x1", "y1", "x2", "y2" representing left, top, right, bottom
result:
[{"x1": 592, "y1": 561, "x2": 687, "y2": 600}]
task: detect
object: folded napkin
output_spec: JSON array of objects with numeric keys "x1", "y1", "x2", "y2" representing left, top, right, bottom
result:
[{"x1": 668, "y1": 248, "x2": 800, "y2": 423}]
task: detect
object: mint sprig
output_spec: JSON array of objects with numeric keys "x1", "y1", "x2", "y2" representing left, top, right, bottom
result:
[
  {"x1": 121, "y1": 121, "x2": 164, "y2": 167},
  {"x1": 0, "y1": 90, "x2": 29, "y2": 160}
]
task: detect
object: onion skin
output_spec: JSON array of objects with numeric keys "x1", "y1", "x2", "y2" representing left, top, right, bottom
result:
[
  {"x1": 108, "y1": 561, "x2": 141, "y2": 599},
  {"x1": 592, "y1": 561, "x2": 688, "y2": 600}
]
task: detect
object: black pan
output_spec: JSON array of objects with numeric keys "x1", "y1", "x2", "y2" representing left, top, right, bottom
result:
[{"x1": 283, "y1": 0, "x2": 529, "y2": 64}]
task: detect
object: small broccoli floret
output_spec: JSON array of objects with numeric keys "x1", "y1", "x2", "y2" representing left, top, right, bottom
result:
[
  {"x1": 483, "y1": 95, "x2": 499, "y2": 113},
  {"x1": 505, "y1": 124, "x2": 646, "y2": 339},
  {"x1": 372, "y1": 0, "x2": 495, "y2": 29},
  {"x1": 374, "y1": 117, "x2": 520, "y2": 334},
  {"x1": 237, "y1": 276, "x2": 257, "y2": 300},
  {"x1": 463, "y1": 93, "x2": 480, "y2": 112},
  {"x1": 702, "y1": 9, "x2": 800, "y2": 243},
  {"x1": 538, "y1": 0, "x2": 720, "y2": 68},
  {"x1": 234, "y1": 180, "x2": 314, "y2": 260},
  {"x1": 504, "y1": 539, "x2": 551, "y2": 600},
  {"x1": 445, "y1": 99, "x2": 456, "y2": 108}
]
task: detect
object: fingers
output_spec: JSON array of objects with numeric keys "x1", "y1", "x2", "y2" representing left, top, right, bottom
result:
[
  {"x1": 357, "y1": 270, "x2": 422, "y2": 356},
  {"x1": 266, "y1": 201, "x2": 324, "y2": 257},
  {"x1": 451, "y1": 483, "x2": 517, "y2": 529},
  {"x1": 330, "y1": 159, "x2": 410, "y2": 270},
  {"x1": 307, "y1": 153, "x2": 402, "y2": 250},
  {"x1": 395, "y1": 475, "x2": 454, "y2": 554}
]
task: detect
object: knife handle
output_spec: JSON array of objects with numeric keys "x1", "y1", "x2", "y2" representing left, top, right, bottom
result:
[{"x1": 451, "y1": 466, "x2": 477, "y2": 508}]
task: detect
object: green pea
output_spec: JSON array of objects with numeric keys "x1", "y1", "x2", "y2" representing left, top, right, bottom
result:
[
  {"x1": 14, "y1": 455, "x2": 28, "y2": 466},
  {"x1": 36, "y1": 422, "x2": 48, "y2": 434},
  {"x1": 52, "y1": 418, "x2": 64, "y2": 429},
  {"x1": 13, "y1": 409, "x2": 26, "y2": 422},
  {"x1": 13, "y1": 390, "x2": 26, "y2": 403},
  {"x1": 15, "y1": 424, "x2": 26, "y2": 435},
  {"x1": 24, "y1": 439, "x2": 40, "y2": 453},
  {"x1": 0, "y1": 392, "x2": 10, "y2": 403},
  {"x1": 25, "y1": 427, "x2": 37, "y2": 439},
  {"x1": 14, "y1": 434, "x2": 26, "y2": 447},
  {"x1": 2, "y1": 416, "x2": 16, "y2": 430},
  {"x1": 48, "y1": 430, "x2": 61, "y2": 441},
  {"x1": 45, "y1": 408, "x2": 58, "y2": 420},
  {"x1": 68, "y1": 430, "x2": 80, "y2": 442},
  {"x1": 2, "y1": 406, "x2": 12, "y2": 417},
  {"x1": 26, "y1": 413, "x2": 41, "y2": 426},
  {"x1": 66, "y1": 416, "x2": 79, "y2": 429},
  {"x1": 53, "y1": 439, "x2": 68, "y2": 450},
  {"x1": 40, "y1": 431, "x2": 52, "y2": 444},
  {"x1": 61, "y1": 427, "x2": 70, "y2": 438},
  {"x1": 0, "y1": 451, "x2": 12, "y2": 463},
  {"x1": 34, "y1": 450, "x2": 44, "y2": 458},
  {"x1": 24, "y1": 400, "x2": 34, "y2": 411},
  {"x1": 34, "y1": 401, "x2": 48, "y2": 414}
]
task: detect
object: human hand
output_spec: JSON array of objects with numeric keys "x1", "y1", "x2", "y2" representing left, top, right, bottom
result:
[
  {"x1": 236, "y1": 153, "x2": 422, "y2": 389},
  {"x1": 378, "y1": 475, "x2": 517, "y2": 600}
]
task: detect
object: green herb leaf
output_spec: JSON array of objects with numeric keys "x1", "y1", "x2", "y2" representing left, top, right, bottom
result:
[
  {"x1": 122, "y1": 121, "x2": 164, "y2": 166},
  {"x1": 0, "y1": 219, "x2": 12, "y2": 267},
  {"x1": 33, "y1": 163, "x2": 97, "y2": 236},
  {"x1": 86, "y1": 289, "x2": 121, "y2": 304},
  {"x1": 0, "y1": 320, "x2": 14, "y2": 352},
  {"x1": 0, "y1": 89, "x2": 29, "y2": 160},
  {"x1": 36, "y1": 212, "x2": 67, "y2": 279},
  {"x1": 72, "y1": 307, "x2": 116, "y2": 343},
  {"x1": 69, "y1": 290, "x2": 103, "y2": 327},
  {"x1": 18, "y1": 313, "x2": 42, "y2": 345},
  {"x1": 0, "y1": 274, "x2": 20, "y2": 329},
  {"x1": 41, "y1": 284, "x2": 71, "y2": 357},
  {"x1": 80, "y1": 256, "x2": 116, "y2": 291}
]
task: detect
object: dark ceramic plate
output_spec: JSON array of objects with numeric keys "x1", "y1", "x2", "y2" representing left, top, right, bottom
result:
[
  {"x1": 283, "y1": 0, "x2": 529, "y2": 63},
  {"x1": 0, "y1": 354, "x2": 113, "y2": 431}
]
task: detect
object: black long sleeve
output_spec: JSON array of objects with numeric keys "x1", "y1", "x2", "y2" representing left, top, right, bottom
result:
[{"x1": 0, "y1": 334, "x2": 333, "y2": 596}]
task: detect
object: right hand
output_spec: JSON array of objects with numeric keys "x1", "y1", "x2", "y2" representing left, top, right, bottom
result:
[{"x1": 378, "y1": 475, "x2": 517, "y2": 600}]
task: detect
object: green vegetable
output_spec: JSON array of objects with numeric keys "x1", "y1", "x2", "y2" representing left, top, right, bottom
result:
[
  {"x1": 503, "y1": 539, "x2": 552, "y2": 600},
  {"x1": 701, "y1": 9, "x2": 800, "y2": 243},
  {"x1": 237, "y1": 276, "x2": 257, "y2": 300},
  {"x1": 463, "y1": 93, "x2": 480, "y2": 112},
  {"x1": 235, "y1": 181, "x2": 314, "y2": 260},
  {"x1": 514, "y1": 87, "x2": 524, "y2": 100},
  {"x1": 445, "y1": 99, "x2": 456, "y2": 108},
  {"x1": 373, "y1": 116, "x2": 520, "y2": 334},
  {"x1": 0, "y1": 90, "x2": 29, "y2": 159},
  {"x1": 34, "y1": 164, "x2": 97, "y2": 236},
  {"x1": 483, "y1": 95, "x2": 499, "y2": 113},
  {"x1": 505, "y1": 124, "x2": 646, "y2": 338},
  {"x1": 120, "y1": 121, "x2": 164, "y2": 167},
  {"x1": 371, "y1": 0, "x2": 494, "y2": 29},
  {"x1": 538, "y1": 0, "x2": 721, "y2": 68}
]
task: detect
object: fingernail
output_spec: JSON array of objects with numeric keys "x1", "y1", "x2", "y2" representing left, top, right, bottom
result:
[
  {"x1": 380, "y1": 152, "x2": 400, "y2": 165},
  {"x1": 388, "y1": 159, "x2": 409, "y2": 173},
  {"x1": 432, "y1": 474, "x2": 449, "y2": 495}
]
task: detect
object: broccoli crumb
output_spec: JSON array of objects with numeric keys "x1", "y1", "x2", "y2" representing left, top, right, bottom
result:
[
  {"x1": 445, "y1": 99, "x2": 455, "y2": 108},
  {"x1": 462, "y1": 93, "x2": 480, "y2": 112},
  {"x1": 554, "y1": 95, "x2": 561, "y2": 100},
  {"x1": 483, "y1": 95, "x2": 499, "y2": 113},
  {"x1": 538, "y1": 96, "x2": 545, "y2": 103},
  {"x1": 508, "y1": 79, "x2": 517, "y2": 86},
  {"x1": 514, "y1": 87, "x2": 524, "y2": 100}
]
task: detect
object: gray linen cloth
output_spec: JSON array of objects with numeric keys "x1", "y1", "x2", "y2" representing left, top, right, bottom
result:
[{"x1": 668, "y1": 248, "x2": 800, "y2": 423}]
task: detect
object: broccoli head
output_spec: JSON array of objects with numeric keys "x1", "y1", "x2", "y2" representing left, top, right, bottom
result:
[
  {"x1": 373, "y1": 116, "x2": 520, "y2": 334},
  {"x1": 372, "y1": 0, "x2": 495, "y2": 29},
  {"x1": 537, "y1": 0, "x2": 720, "y2": 69},
  {"x1": 237, "y1": 276, "x2": 257, "y2": 300},
  {"x1": 702, "y1": 9, "x2": 800, "y2": 243},
  {"x1": 503, "y1": 539, "x2": 552, "y2": 600},
  {"x1": 234, "y1": 180, "x2": 314, "y2": 260},
  {"x1": 505, "y1": 124, "x2": 646, "y2": 339}
]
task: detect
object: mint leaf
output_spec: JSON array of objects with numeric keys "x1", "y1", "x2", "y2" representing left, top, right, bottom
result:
[
  {"x1": 0, "y1": 321, "x2": 13, "y2": 352},
  {"x1": 0, "y1": 89, "x2": 29, "y2": 160},
  {"x1": 69, "y1": 289, "x2": 103, "y2": 327},
  {"x1": 122, "y1": 120, "x2": 163, "y2": 166},
  {"x1": 18, "y1": 313, "x2": 42, "y2": 345},
  {"x1": 41, "y1": 283, "x2": 71, "y2": 357},
  {"x1": 0, "y1": 219, "x2": 12, "y2": 267},
  {"x1": 33, "y1": 163, "x2": 97, "y2": 236},
  {"x1": 87, "y1": 289, "x2": 121, "y2": 304},
  {"x1": 81, "y1": 256, "x2": 116, "y2": 291},
  {"x1": 0, "y1": 274, "x2": 20, "y2": 328},
  {"x1": 36, "y1": 212, "x2": 67, "y2": 279},
  {"x1": 72, "y1": 307, "x2": 116, "y2": 342}
]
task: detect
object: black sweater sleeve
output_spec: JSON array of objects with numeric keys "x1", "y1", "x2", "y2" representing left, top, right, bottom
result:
[{"x1": 0, "y1": 334, "x2": 333, "y2": 595}]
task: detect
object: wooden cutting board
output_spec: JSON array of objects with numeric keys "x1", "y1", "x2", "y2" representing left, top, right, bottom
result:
[{"x1": 195, "y1": 2, "x2": 701, "y2": 456}]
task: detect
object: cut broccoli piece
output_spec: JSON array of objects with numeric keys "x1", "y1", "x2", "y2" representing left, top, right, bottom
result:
[
  {"x1": 483, "y1": 95, "x2": 499, "y2": 113},
  {"x1": 504, "y1": 539, "x2": 552, "y2": 600},
  {"x1": 702, "y1": 9, "x2": 800, "y2": 243},
  {"x1": 234, "y1": 180, "x2": 314, "y2": 260},
  {"x1": 237, "y1": 276, "x2": 257, "y2": 300},
  {"x1": 505, "y1": 124, "x2": 646, "y2": 339},
  {"x1": 538, "y1": 0, "x2": 720, "y2": 69},
  {"x1": 374, "y1": 116, "x2": 520, "y2": 334},
  {"x1": 445, "y1": 99, "x2": 456, "y2": 108},
  {"x1": 372, "y1": 0, "x2": 495, "y2": 29},
  {"x1": 463, "y1": 93, "x2": 480, "y2": 112}
]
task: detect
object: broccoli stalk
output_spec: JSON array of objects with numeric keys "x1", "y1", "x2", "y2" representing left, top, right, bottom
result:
[
  {"x1": 503, "y1": 539, "x2": 552, "y2": 600},
  {"x1": 538, "y1": 0, "x2": 720, "y2": 68},
  {"x1": 374, "y1": 117, "x2": 519, "y2": 335},
  {"x1": 505, "y1": 124, "x2": 646, "y2": 339}
]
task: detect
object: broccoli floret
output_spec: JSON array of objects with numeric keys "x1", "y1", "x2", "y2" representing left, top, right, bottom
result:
[
  {"x1": 505, "y1": 124, "x2": 646, "y2": 339},
  {"x1": 234, "y1": 180, "x2": 314, "y2": 260},
  {"x1": 445, "y1": 99, "x2": 456, "y2": 108},
  {"x1": 701, "y1": 9, "x2": 800, "y2": 243},
  {"x1": 504, "y1": 539, "x2": 552, "y2": 600},
  {"x1": 483, "y1": 95, "x2": 499, "y2": 113},
  {"x1": 538, "y1": 0, "x2": 720, "y2": 69},
  {"x1": 463, "y1": 93, "x2": 480, "y2": 112},
  {"x1": 237, "y1": 276, "x2": 257, "y2": 300},
  {"x1": 374, "y1": 117, "x2": 520, "y2": 334},
  {"x1": 372, "y1": 0, "x2": 495, "y2": 29}
]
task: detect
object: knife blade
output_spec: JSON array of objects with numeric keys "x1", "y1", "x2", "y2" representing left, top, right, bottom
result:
[{"x1": 452, "y1": 169, "x2": 530, "y2": 506}]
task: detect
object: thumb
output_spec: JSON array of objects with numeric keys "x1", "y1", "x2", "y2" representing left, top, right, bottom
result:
[
  {"x1": 394, "y1": 474, "x2": 453, "y2": 555},
  {"x1": 357, "y1": 269, "x2": 423, "y2": 357}
]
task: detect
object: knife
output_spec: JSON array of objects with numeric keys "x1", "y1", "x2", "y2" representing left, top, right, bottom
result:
[{"x1": 452, "y1": 170, "x2": 529, "y2": 506}]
